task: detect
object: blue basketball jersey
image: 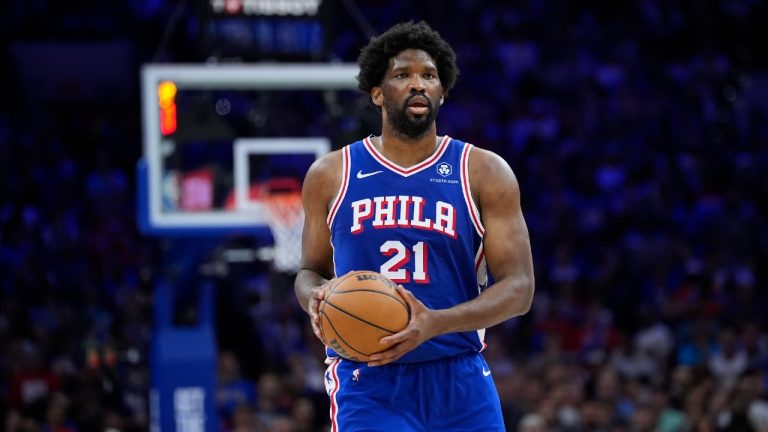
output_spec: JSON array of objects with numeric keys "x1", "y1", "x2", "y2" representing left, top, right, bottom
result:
[{"x1": 327, "y1": 136, "x2": 488, "y2": 363}]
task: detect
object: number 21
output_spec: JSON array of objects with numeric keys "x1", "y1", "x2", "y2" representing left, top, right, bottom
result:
[{"x1": 380, "y1": 240, "x2": 429, "y2": 283}]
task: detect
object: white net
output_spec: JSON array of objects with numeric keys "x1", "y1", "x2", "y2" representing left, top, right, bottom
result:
[{"x1": 265, "y1": 190, "x2": 304, "y2": 274}]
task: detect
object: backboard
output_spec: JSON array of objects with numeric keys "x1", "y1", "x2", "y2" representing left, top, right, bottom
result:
[{"x1": 138, "y1": 63, "x2": 364, "y2": 235}]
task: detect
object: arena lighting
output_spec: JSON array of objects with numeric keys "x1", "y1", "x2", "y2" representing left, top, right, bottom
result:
[
  {"x1": 209, "y1": 0, "x2": 322, "y2": 16},
  {"x1": 157, "y1": 80, "x2": 177, "y2": 136}
]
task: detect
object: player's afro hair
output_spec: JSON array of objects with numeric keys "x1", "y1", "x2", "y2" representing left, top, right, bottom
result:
[{"x1": 356, "y1": 21, "x2": 459, "y2": 96}]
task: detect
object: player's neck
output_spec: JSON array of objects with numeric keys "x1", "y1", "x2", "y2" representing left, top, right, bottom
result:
[{"x1": 375, "y1": 128, "x2": 440, "y2": 168}]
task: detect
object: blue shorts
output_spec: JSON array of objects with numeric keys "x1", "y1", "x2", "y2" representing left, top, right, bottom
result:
[{"x1": 323, "y1": 352, "x2": 504, "y2": 431}]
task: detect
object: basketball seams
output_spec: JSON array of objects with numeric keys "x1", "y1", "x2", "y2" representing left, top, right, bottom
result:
[
  {"x1": 324, "y1": 301, "x2": 401, "y2": 334},
  {"x1": 329, "y1": 289, "x2": 409, "y2": 310},
  {"x1": 320, "y1": 310, "x2": 378, "y2": 357},
  {"x1": 320, "y1": 270, "x2": 375, "y2": 349},
  {"x1": 327, "y1": 269, "x2": 369, "y2": 295}
]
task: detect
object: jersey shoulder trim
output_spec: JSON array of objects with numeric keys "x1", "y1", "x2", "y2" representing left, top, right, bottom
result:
[
  {"x1": 460, "y1": 143, "x2": 485, "y2": 236},
  {"x1": 326, "y1": 145, "x2": 351, "y2": 228}
]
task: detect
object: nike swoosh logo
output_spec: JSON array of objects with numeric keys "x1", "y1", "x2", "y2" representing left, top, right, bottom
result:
[
  {"x1": 482, "y1": 368, "x2": 491, "y2": 377},
  {"x1": 356, "y1": 170, "x2": 383, "y2": 179}
]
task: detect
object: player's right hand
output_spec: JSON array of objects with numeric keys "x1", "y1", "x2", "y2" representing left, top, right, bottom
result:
[{"x1": 308, "y1": 280, "x2": 332, "y2": 342}]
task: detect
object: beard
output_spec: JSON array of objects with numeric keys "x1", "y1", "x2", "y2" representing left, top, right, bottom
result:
[{"x1": 384, "y1": 94, "x2": 439, "y2": 139}]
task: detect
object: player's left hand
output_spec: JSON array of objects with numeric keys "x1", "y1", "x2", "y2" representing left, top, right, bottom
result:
[{"x1": 367, "y1": 286, "x2": 440, "y2": 367}]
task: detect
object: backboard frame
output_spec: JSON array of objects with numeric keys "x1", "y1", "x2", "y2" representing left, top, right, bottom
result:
[{"x1": 138, "y1": 63, "x2": 358, "y2": 235}]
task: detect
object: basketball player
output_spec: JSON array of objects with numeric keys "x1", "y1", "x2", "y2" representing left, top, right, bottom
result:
[{"x1": 294, "y1": 21, "x2": 534, "y2": 431}]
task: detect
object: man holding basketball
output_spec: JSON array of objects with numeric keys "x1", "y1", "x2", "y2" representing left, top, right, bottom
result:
[{"x1": 294, "y1": 20, "x2": 534, "y2": 431}]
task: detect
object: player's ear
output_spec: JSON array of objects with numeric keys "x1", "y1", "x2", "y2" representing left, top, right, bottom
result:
[
  {"x1": 439, "y1": 94, "x2": 444, "y2": 106},
  {"x1": 371, "y1": 87, "x2": 384, "y2": 107}
]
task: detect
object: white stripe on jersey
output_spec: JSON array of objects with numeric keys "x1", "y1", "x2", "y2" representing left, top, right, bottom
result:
[
  {"x1": 363, "y1": 135, "x2": 451, "y2": 177},
  {"x1": 327, "y1": 146, "x2": 351, "y2": 228},
  {"x1": 460, "y1": 143, "x2": 485, "y2": 237}
]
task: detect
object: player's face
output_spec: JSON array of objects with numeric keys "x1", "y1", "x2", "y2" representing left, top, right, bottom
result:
[{"x1": 375, "y1": 49, "x2": 443, "y2": 139}]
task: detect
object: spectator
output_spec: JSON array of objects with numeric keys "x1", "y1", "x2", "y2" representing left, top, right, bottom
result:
[
  {"x1": 0, "y1": 1, "x2": 766, "y2": 431},
  {"x1": 216, "y1": 351, "x2": 257, "y2": 430},
  {"x1": 709, "y1": 326, "x2": 749, "y2": 390}
]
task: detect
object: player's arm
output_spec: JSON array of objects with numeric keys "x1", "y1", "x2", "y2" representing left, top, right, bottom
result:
[
  {"x1": 370, "y1": 147, "x2": 534, "y2": 366},
  {"x1": 432, "y1": 147, "x2": 535, "y2": 330},
  {"x1": 294, "y1": 150, "x2": 342, "y2": 340}
]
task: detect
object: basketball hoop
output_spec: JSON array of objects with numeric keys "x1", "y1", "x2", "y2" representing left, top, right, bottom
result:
[{"x1": 265, "y1": 178, "x2": 304, "y2": 275}]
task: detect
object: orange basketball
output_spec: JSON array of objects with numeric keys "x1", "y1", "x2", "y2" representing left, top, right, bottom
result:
[{"x1": 318, "y1": 270, "x2": 410, "y2": 362}]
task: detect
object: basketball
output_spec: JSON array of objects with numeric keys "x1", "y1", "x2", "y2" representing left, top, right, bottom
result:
[{"x1": 318, "y1": 270, "x2": 411, "y2": 362}]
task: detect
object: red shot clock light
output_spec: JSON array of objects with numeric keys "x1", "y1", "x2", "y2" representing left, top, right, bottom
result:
[{"x1": 157, "y1": 81, "x2": 177, "y2": 136}]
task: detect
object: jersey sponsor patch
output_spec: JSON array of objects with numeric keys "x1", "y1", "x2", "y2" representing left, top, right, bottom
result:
[{"x1": 437, "y1": 162, "x2": 452, "y2": 177}]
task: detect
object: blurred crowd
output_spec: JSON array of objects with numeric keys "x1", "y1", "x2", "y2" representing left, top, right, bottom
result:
[{"x1": 1, "y1": 0, "x2": 767, "y2": 431}]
